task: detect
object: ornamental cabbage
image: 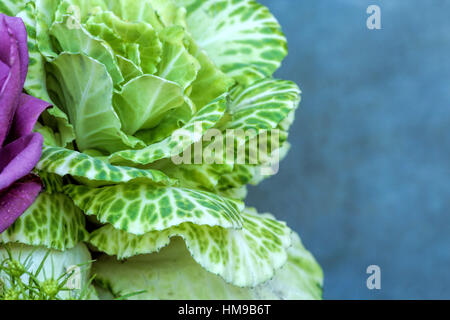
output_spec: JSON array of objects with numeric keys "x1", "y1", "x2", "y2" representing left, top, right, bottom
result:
[{"x1": 0, "y1": 0, "x2": 323, "y2": 300}]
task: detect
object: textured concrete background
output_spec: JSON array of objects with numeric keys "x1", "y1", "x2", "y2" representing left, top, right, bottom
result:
[{"x1": 247, "y1": 0, "x2": 450, "y2": 299}]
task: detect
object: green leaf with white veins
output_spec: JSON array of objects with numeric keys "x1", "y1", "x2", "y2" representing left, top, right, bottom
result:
[
  {"x1": 116, "y1": 55, "x2": 143, "y2": 83},
  {"x1": 162, "y1": 163, "x2": 234, "y2": 191},
  {"x1": 113, "y1": 75, "x2": 185, "y2": 135},
  {"x1": 175, "y1": 0, "x2": 287, "y2": 85},
  {"x1": 50, "y1": 16, "x2": 124, "y2": 85},
  {"x1": 186, "y1": 34, "x2": 235, "y2": 109},
  {"x1": 227, "y1": 78, "x2": 301, "y2": 132},
  {"x1": 97, "y1": 0, "x2": 162, "y2": 29},
  {"x1": 64, "y1": 182, "x2": 243, "y2": 235},
  {"x1": 217, "y1": 142, "x2": 291, "y2": 191},
  {"x1": 109, "y1": 94, "x2": 227, "y2": 165},
  {"x1": 92, "y1": 230, "x2": 322, "y2": 299},
  {"x1": 86, "y1": 10, "x2": 162, "y2": 74},
  {"x1": 37, "y1": 146, "x2": 176, "y2": 186},
  {"x1": 219, "y1": 185, "x2": 248, "y2": 201},
  {"x1": 204, "y1": 78, "x2": 299, "y2": 172},
  {"x1": 0, "y1": 193, "x2": 88, "y2": 251},
  {"x1": 90, "y1": 208, "x2": 291, "y2": 287},
  {"x1": 37, "y1": 171, "x2": 65, "y2": 194},
  {"x1": 156, "y1": 26, "x2": 201, "y2": 90},
  {"x1": 255, "y1": 231, "x2": 324, "y2": 300},
  {"x1": 46, "y1": 53, "x2": 144, "y2": 154},
  {"x1": 134, "y1": 104, "x2": 193, "y2": 146}
]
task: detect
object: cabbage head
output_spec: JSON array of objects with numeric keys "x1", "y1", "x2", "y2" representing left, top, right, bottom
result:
[{"x1": 0, "y1": 0, "x2": 323, "y2": 299}]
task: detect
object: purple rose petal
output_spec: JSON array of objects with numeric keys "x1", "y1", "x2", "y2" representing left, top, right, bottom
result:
[
  {"x1": 0, "y1": 34, "x2": 21, "y2": 146},
  {"x1": 0, "y1": 14, "x2": 28, "y2": 84},
  {"x1": 0, "y1": 132, "x2": 43, "y2": 191},
  {"x1": 10, "y1": 94, "x2": 51, "y2": 140},
  {"x1": 0, "y1": 13, "x2": 49, "y2": 232},
  {"x1": 0, "y1": 59, "x2": 9, "y2": 89},
  {"x1": 0, "y1": 174, "x2": 42, "y2": 233}
]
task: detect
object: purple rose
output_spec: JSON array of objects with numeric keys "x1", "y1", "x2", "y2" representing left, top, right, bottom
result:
[{"x1": 0, "y1": 14, "x2": 50, "y2": 233}]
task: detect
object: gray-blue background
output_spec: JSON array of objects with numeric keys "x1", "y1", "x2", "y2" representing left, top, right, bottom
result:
[{"x1": 247, "y1": 0, "x2": 450, "y2": 299}]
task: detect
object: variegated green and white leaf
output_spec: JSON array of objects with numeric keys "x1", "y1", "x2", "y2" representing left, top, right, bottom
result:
[
  {"x1": 64, "y1": 182, "x2": 243, "y2": 235},
  {"x1": 90, "y1": 225, "x2": 172, "y2": 259},
  {"x1": 176, "y1": 0, "x2": 287, "y2": 85},
  {"x1": 218, "y1": 186, "x2": 248, "y2": 201},
  {"x1": 255, "y1": 231, "x2": 324, "y2": 300},
  {"x1": 0, "y1": 193, "x2": 88, "y2": 251},
  {"x1": 217, "y1": 142, "x2": 291, "y2": 190},
  {"x1": 37, "y1": 171, "x2": 65, "y2": 194},
  {"x1": 93, "y1": 231, "x2": 323, "y2": 299},
  {"x1": 217, "y1": 164, "x2": 256, "y2": 190},
  {"x1": 191, "y1": 79, "x2": 298, "y2": 169},
  {"x1": 186, "y1": 34, "x2": 235, "y2": 109},
  {"x1": 227, "y1": 78, "x2": 301, "y2": 132},
  {"x1": 161, "y1": 162, "x2": 234, "y2": 191},
  {"x1": 90, "y1": 208, "x2": 291, "y2": 287},
  {"x1": 133, "y1": 103, "x2": 193, "y2": 146},
  {"x1": 278, "y1": 108, "x2": 297, "y2": 133},
  {"x1": 37, "y1": 146, "x2": 176, "y2": 186},
  {"x1": 109, "y1": 94, "x2": 228, "y2": 165}
]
